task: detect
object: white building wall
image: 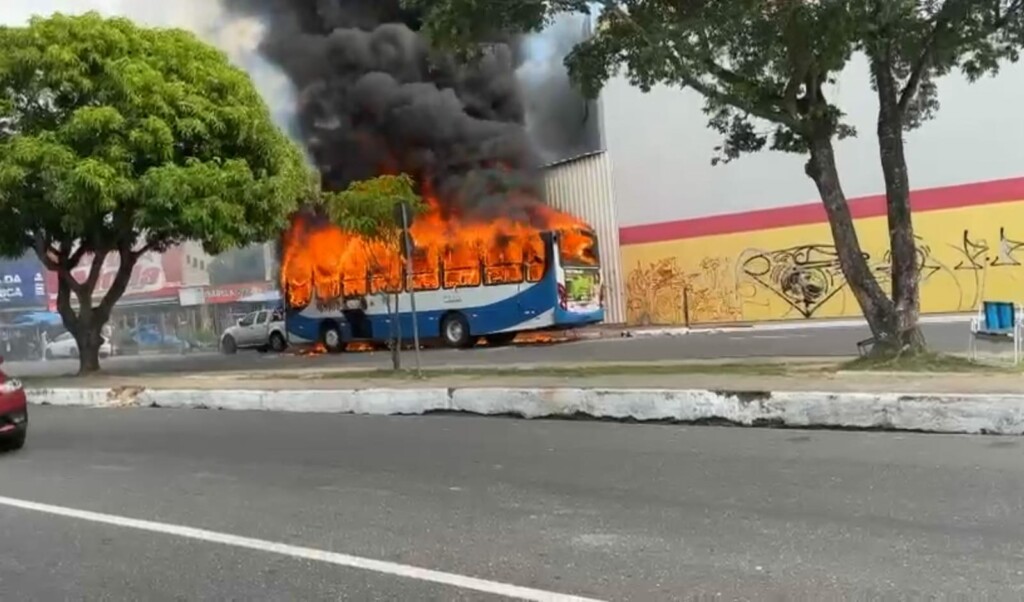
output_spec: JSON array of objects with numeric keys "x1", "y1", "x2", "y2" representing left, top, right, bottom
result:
[
  {"x1": 181, "y1": 241, "x2": 212, "y2": 288},
  {"x1": 601, "y1": 55, "x2": 1024, "y2": 227},
  {"x1": 543, "y1": 152, "x2": 626, "y2": 324}
]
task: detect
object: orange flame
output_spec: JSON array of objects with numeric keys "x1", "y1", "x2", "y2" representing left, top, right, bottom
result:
[
  {"x1": 300, "y1": 343, "x2": 327, "y2": 356},
  {"x1": 280, "y1": 192, "x2": 597, "y2": 309}
]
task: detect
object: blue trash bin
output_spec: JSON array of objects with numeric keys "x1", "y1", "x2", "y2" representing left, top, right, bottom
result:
[{"x1": 999, "y1": 302, "x2": 1015, "y2": 330}]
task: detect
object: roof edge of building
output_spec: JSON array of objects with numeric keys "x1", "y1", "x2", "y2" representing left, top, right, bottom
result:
[{"x1": 541, "y1": 149, "x2": 607, "y2": 170}]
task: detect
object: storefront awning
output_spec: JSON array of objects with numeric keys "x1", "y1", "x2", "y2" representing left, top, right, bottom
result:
[{"x1": 239, "y1": 290, "x2": 281, "y2": 304}]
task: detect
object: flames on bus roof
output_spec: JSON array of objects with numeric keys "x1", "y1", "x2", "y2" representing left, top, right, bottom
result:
[{"x1": 279, "y1": 189, "x2": 598, "y2": 309}]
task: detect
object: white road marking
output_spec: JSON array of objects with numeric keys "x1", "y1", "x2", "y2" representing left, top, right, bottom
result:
[
  {"x1": 0, "y1": 495, "x2": 604, "y2": 602},
  {"x1": 87, "y1": 464, "x2": 133, "y2": 472}
]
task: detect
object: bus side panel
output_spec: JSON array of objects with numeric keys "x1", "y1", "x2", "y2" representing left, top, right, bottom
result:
[
  {"x1": 359, "y1": 279, "x2": 559, "y2": 340},
  {"x1": 284, "y1": 311, "x2": 318, "y2": 343},
  {"x1": 553, "y1": 305, "x2": 605, "y2": 327},
  {"x1": 462, "y1": 280, "x2": 557, "y2": 335},
  {"x1": 285, "y1": 309, "x2": 354, "y2": 344},
  {"x1": 363, "y1": 310, "x2": 441, "y2": 342}
]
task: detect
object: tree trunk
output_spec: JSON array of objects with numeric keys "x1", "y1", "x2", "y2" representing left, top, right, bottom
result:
[
  {"x1": 53, "y1": 273, "x2": 105, "y2": 375},
  {"x1": 871, "y1": 55, "x2": 926, "y2": 353},
  {"x1": 805, "y1": 135, "x2": 903, "y2": 354},
  {"x1": 74, "y1": 308, "x2": 105, "y2": 374},
  {"x1": 50, "y1": 247, "x2": 142, "y2": 375}
]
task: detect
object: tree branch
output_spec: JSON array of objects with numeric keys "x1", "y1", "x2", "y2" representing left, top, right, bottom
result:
[
  {"x1": 652, "y1": 16, "x2": 804, "y2": 131},
  {"x1": 661, "y1": 40, "x2": 804, "y2": 131},
  {"x1": 97, "y1": 247, "x2": 139, "y2": 321},
  {"x1": 897, "y1": 25, "x2": 942, "y2": 113},
  {"x1": 996, "y1": 0, "x2": 1024, "y2": 26},
  {"x1": 899, "y1": 0, "x2": 1024, "y2": 112},
  {"x1": 30, "y1": 231, "x2": 60, "y2": 271},
  {"x1": 47, "y1": 240, "x2": 86, "y2": 296},
  {"x1": 130, "y1": 240, "x2": 158, "y2": 260},
  {"x1": 82, "y1": 248, "x2": 107, "y2": 294},
  {"x1": 68, "y1": 244, "x2": 88, "y2": 270}
]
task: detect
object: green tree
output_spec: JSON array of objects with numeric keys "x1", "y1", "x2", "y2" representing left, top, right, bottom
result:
[
  {"x1": 0, "y1": 12, "x2": 310, "y2": 373},
  {"x1": 322, "y1": 173, "x2": 424, "y2": 370},
  {"x1": 411, "y1": 0, "x2": 1024, "y2": 356}
]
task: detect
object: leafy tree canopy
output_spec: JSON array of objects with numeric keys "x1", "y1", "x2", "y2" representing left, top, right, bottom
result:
[
  {"x1": 323, "y1": 174, "x2": 424, "y2": 243},
  {"x1": 0, "y1": 11, "x2": 310, "y2": 268},
  {"x1": 409, "y1": 0, "x2": 1024, "y2": 162},
  {"x1": 0, "y1": 12, "x2": 311, "y2": 372}
]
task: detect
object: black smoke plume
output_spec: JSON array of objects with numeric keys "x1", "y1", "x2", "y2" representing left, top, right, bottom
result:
[{"x1": 224, "y1": 0, "x2": 546, "y2": 223}]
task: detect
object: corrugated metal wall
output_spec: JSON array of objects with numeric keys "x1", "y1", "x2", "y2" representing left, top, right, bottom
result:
[{"x1": 543, "y1": 151, "x2": 626, "y2": 324}]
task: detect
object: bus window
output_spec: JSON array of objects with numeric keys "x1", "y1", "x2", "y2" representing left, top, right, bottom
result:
[
  {"x1": 443, "y1": 244, "x2": 482, "y2": 288},
  {"x1": 342, "y1": 274, "x2": 368, "y2": 297},
  {"x1": 560, "y1": 230, "x2": 599, "y2": 267},
  {"x1": 525, "y1": 236, "x2": 548, "y2": 282},
  {"x1": 444, "y1": 266, "x2": 481, "y2": 288},
  {"x1": 411, "y1": 249, "x2": 440, "y2": 291},
  {"x1": 484, "y1": 263, "x2": 523, "y2": 285},
  {"x1": 412, "y1": 270, "x2": 440, "y2": 291},
  {"x1": 369, "y1": 264, "x2": 401, "y2": 294},
  {"x1": 526, "y1": 256, "x2": 546, "y2": 282}
]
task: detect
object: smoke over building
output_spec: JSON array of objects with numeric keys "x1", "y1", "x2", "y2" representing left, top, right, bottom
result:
[{"x1": 223, "y1": 0, "x2": 553, "y2": 222}]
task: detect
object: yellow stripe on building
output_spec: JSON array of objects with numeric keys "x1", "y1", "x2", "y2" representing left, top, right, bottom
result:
[{"x1": 621, "y1": 198, "x2": 1024, "y2": 325}]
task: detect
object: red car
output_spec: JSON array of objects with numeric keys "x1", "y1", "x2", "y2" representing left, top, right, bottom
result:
[{"x1": 0, "y1": 355, "x2": 27, "y2": 451}]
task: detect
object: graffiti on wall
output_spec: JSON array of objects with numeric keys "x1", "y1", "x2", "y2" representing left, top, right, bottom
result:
[
  {"x1": 625, "y1": 256, "x2": 741, "y2": 325},
  {"x1": 622, "y1": 215, "x2": 1024, "y2": 325},
  {"x1": 739, "y1": 245, "x2": 851, "y2": 319}
]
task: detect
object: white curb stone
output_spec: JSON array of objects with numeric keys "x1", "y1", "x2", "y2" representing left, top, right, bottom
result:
[{"x1": 26, "y1": 387, "x2": 1024, "y2": 435}]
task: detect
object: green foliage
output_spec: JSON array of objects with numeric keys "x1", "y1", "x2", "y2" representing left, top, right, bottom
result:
[
  {"x1": 323, "y1": 174, "x2": 424, "y2": 243},
  {"x1": 411, "y1": 0, "x2": 1024, "y2": 162},
  {"x1": 0, "y1": 12, "x2": 311, "y2": 264}
]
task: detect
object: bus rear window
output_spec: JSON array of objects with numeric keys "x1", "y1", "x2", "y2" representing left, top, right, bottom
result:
[{"x1": 560, "y1": 230, "x2": 599, "y2": 267}]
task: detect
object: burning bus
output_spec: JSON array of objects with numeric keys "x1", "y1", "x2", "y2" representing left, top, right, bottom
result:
[
  {"x1": 278, "y1": 197, "x2": 604, "y2": 352},
  {"x1": 228, "y1": 0, "x2": 610, "y2": 350}
]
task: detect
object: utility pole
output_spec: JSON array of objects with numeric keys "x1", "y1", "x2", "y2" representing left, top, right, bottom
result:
[{"x1": 395, "y1": 201, "x2": 422, "y2": 376}]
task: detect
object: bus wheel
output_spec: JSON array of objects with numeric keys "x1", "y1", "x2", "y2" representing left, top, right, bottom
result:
[
  {"x1": 321, "y1": 322, "x2": 345, "y2": 353},
  {"x1": 441, "y1": 313, "x2": 473, "y2": 349},
  {"x1": 484, "y1": 332, "x2": 517, "y2": 347}
]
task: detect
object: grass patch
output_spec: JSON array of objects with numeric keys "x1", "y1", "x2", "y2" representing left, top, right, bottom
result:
[
  {"x1": 841, "y1": 352, "x2": 1004, "y2": 373},
  {"x1": 256, "y1": 362, "x2": 802, "y2": 381}
]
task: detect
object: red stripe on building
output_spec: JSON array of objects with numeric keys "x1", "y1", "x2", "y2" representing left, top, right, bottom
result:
[{"x1": 619, "y1": 176, "x2": 1024, "y2": 245}]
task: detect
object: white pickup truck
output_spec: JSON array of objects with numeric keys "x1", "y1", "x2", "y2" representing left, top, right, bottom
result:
[{"x1": 220, "y1": 308, "x2": 288, "y2": 354}]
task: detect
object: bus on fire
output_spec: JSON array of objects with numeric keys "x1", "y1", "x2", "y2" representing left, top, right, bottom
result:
[{"x1": 283, "y1": 229, "x2": 604, "y2": 352}]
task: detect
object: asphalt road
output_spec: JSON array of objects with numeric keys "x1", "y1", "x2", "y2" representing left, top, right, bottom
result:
[
  {"x1": 4, "y1": 320, "x2": 970, "y2": 378},
  {"x1": 2, "y1": 406, "x2": 1023, "y2": 600}
]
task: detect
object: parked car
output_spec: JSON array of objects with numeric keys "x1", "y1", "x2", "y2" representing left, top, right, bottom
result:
[
  {"x1": 220, "y1": 308, "x2": 287, "y2": 354},
  {"x1": 0, "y1": 355, "x2": 27, "y2": 451},
  {"x1": 44, "y1": 331, "x2": 113, "y2": 360},
  {"x1": 114, "y1": 325, "x2": 191, "y2": 356}
]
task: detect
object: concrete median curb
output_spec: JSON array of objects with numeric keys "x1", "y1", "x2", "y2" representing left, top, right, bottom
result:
[{"x1": 24, "y1": 386, "x2": 1024, "y2": 435}]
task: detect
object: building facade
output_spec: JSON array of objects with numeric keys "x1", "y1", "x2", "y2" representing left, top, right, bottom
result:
[
  {"x1": 546, "y1": 56, "x2": 1024, "y2": 326},
  {"x1": 0, "y1": 253, "x2": 48, "y2": 318}
]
